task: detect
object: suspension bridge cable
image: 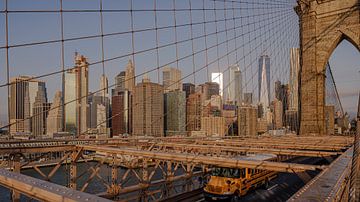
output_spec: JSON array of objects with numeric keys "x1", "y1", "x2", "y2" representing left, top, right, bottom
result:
[
  {"x1": 83, "y1": 9, "x2": 297, "y2": 136},
  {"x1": 0, "y1": 8, "x2": 291, "y2": 88}
]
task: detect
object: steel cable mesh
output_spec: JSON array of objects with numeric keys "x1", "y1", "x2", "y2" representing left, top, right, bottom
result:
[{"x1": 0, "y1": 0, "x2": 298, "y2": 138}]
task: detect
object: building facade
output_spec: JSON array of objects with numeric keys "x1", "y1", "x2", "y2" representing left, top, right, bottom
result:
[
  {"x1": 89, "y1": 95, "x2": 109, "y2": 129},
  {"x1": 112, "y1": 90, "x2": 132, "y2": 136},
  {"x1": 243, "y1": 93, "x2": 253, "y2": 105},
  {"x1": 238, "y1": 106, "x2": 257, "y2": 136},
  {"x1": 64, "y1": 52, "x2": 89, "y2": 135},
  {"x1": 132, "y1": 78, "x2": 164, "y2": 136},
  {"x1": 228, "y1": 65, "x2": 242, "y2": 105},
  {"x1": 289, "y1": 48, "x2": 300, "y2": 111},
  {"x1": 186, "y1": 93, "x2": 202, "y2": 132},
  {"x1": 197, "y1": 82, "x2": 220, "y2": 102},
  {"x1": 111, "y1": 60, "x2": 136, "y2": 136},
  {"x1": 285, "y1": 109, "x2": 299, "y2": 132},
  {"x1": 258, "y1": 55, "x2": 270, "y2": 107},
  {"x1": 201, "y1": 116, "x2": 226, "y2": 136},
  {"x1": 164, "y1": 90, "x2": 186, "y2": 136},
  {"x1": 163, "y1": 67, "x2": 182, "y2": 92},
  {"x1": 272, "y1": 99, "x2": 283, "y2": 129},
  {"x1": 182, "y1": 83, "x2": 195, "y2": 98},
  {"x1": 125, "y1": 59, "x2": 135, "y2": 92},
  {"x1": 46, "y1": 91, "x2": 63, "y2": 136},
  {"x1": 274, "y1": 80, "x2": 289, "y2": 125},
  {"x1": 113, "y1": 71, "x2": 126, "y2": 96},
  {"x1": 32, "y1": 87, "x2": 50, "y2": 137},
  {"x1": 9, "y1": 76, "x2": 47, "y2": 135},
  {"x1": 211, "y1": 72, "x2": 223, "y2": 96}
]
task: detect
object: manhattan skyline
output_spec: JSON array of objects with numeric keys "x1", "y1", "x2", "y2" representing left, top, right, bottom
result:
[{"x1": 0, "y1": 0, "x2": 359, "y2": 124}]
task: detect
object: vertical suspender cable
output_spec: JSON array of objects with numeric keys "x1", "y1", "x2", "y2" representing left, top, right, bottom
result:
[{"x1": 5, "y1": 0, "x2": 10, "y2": 136}]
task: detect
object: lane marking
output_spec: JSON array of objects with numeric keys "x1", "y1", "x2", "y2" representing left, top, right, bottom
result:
[{"x1": 267, "y1": 184, "x2": 278, "y2": 191}]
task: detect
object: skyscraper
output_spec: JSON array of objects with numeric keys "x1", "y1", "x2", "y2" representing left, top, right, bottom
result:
[
  {"x1": 186, "y1": 93, "x2": 202, "y2": 131},
  {"x1": 88, "y1": 75, "x2": 110, "y2": 135},
  {"x1": 113, "y1": 71, "x2": 126, "y2": 96},
  {"x1": 182, "y1": 83, "x2": 195, "y2": 98},
  {"x1": 125, "y1": 59, "x2": 135, "y2": 92},
  {"x1": 32, "y1": 88, "x2": 50, "y2": 137},
  {"x1": 238, "y1": 105, "x2": 257, "y2": 136},
  {"x1": 96, "y1": 104, "x2": 107, "y2": 131},
  {"x1": 29, "y1": 80, "x2": 47, "y2": 120},
  {"x1": 275, "y1": 80, "x2": 289, "y2": 125},
  {"x1": 201, "y1": 116, "x2": 226, "y2": 136},
  {"x1": 197, "y1": 82, "x2": 220, "y2": 102},
  {"x1": 9, "y1": 76, "x2": 47, "y2": 135},
  {"x1": 202, "y1": 95, "x2": 222, "y2": 118},
  {"x1": 64, "y1": 70, "x2": 76, "y2": 134},
  {"x1": 289, "y1": 48, "x2": 300, "y2": 111},
  {"x1": 272, "y1": 99, "x2": 283, "y2": 129},
  {"x1": 100, "y1": 74, "x2": 108, "y2": 95},
  {"x1": 163, "y1": 67, "x2": 182, "y2": 92},
  {"x1": 243, "y1": 93, "x2": 253, "y2": 105},
  {"x1": 164, "y1": 90, "x2": 186, "y2": 136},
  {"x1": 258, "y1": 55, "x2": 270, "y2": 106},
  {"x1": 46, "y1": 91, "x2": 63, "y2": 136},
  {"x1": 275, "y1": 81, "x2": 282, "y2": 100},
  {"x1": 89, "y1": 94, "x2": 109, "y2": 130},
  {"x1": 211, "y1": 72, "x2": 223, "y2": 96},
  {"x1": 112, "y1": 90, "x2": 132, "y2": 136},
  {"x1": 9, "y1": 77, "x2": 30, "y2": 134},
  {"x1": 228, "y1": 65, "x2": 242, "y2": 105},
  {"x1": 285, "y1": 109, "x2": 299, "y2": 132},
  {"x1": 132, "y1": 77, "x2": 164, "y2": 136},
  {"x1": 65, "y1": 52, "x2": 89, "y2": 135},
  {"x1": 112, "y1": 60, "x2": 136, "y2": 136},
  {"x1": 234, "y1": 70, "x2": 242, "y2": 105}
]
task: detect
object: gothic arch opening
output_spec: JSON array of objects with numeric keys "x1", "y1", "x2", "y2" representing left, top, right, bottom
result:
[
  {"x1": 322, "y1": 33, "x2": 360, "y2": 74},
  {"x1": 325, "y1": 40, "x2": 360, "y2": 134}
]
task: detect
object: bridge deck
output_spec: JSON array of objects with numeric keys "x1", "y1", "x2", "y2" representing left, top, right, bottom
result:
[
  {"x1": 288, "y1": 147, "x2": 353, "y2": 201},
  {"x1": 0, "y1": 168, "x2": 111, "y2": 202},
  {"x1": 80, "y1": 145, "x2": 326, "y2": 173}
]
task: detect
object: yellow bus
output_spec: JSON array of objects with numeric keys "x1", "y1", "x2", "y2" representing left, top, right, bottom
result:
[{"x1": 203, "y1": 154, "x2": 277, "y2": 201}]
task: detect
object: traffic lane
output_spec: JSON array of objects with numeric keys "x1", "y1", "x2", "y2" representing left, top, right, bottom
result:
[{"x1": 240, "y1": 171, "x2": 319, "y2": 202}]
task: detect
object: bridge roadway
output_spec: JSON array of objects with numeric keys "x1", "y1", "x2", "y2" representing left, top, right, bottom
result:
[
  {"x1": 0, "y1": 135, "x2": 352, "y2": 156},
  {"x1": 160, "y1": 155, "x2": 331, "y2": 201},
  {"x1": 138, "y1": 142, "x2": 341, "y2": 157},
  {"x1": 288, "y1": 147, "x2": 354, "y2": 201},
  {"x1": 0, "y1": 135, "x2": 354, "y2": 201},
  {"x1": 80, "y1": 145, "x2": 325, "y2": 173}
]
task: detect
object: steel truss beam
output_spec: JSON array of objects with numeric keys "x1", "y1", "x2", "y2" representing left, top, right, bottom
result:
[
  {"x1": 141, "y1": 142, "x2": 341, "y2": 157},
  {"x1": 75, "y1": 152, "x2": 206, "y2": 201},
  {"x1": 0, "y1": 168, "x2": 111, "y2": 202},
  {"x1": 0, "y1": 146, "x2": 74, "y2": 155},
  {"x1": 193, "y1": 140, "x2": 350, "y2": 151},
  {"x1": 79, "y1": 145, "x2": 325, "y2": 173}
]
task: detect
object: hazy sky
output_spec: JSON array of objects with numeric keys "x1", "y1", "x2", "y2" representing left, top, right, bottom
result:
[
  {"x1": 329, "y1": 40, "x2": 360, "y2": 119},
  {"x1": 0, "y1": 0, "x2": 358, "y2": 125}
]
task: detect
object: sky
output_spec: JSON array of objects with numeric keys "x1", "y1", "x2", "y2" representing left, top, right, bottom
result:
[
  {"x1": 0, "y1": 0, "x2": 358, "y2": 125},
  {"x1": 329, "y1": 40, "x2": 360, "y2": 119}
]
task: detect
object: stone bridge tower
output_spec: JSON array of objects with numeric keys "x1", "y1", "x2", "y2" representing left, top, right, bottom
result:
[{"x1": 296, "y1": 0, "x2": 360, "y2": 135}]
